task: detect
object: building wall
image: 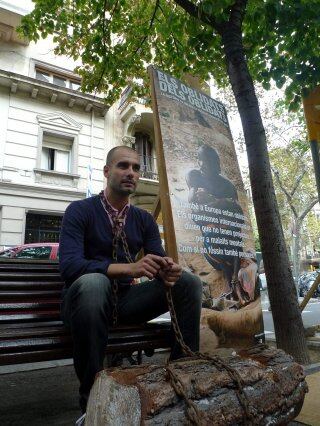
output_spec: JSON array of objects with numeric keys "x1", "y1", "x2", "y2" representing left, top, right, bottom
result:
[
  {"x1": 1, "y1": 88, "x2": 105, "y2": 191},
  {"x1": 0, "y1": 85, "x2": 107, "y2": 247},
  {"x1": 0, "y1": 183, "x2": 82, "y2": 246},
  {"x1": 0, "y1": 32, "x2": 81, "y2": 77},
  {"x1": 0, "y1": 5, "x2": 108, "y2": 248}
]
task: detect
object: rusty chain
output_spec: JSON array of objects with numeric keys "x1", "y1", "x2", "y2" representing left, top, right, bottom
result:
[
  {"x1": 111, "y1": 218, "x2": 134, "y2": 326},
  {"x1": 166, "y1": 364, "x2": 204, "y2": 426},
  {"x1": 165, "y1": 287, "x2": 255, "y2": 425},
  {"x1": 111, "y1": 230, "x2": 119, "y2": 326},
  {"x1": 109, "y1": 213, "x2": 254, "y2": 424}
]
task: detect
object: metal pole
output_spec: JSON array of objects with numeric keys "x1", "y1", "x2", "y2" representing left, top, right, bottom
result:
[
  {"x1": 300, "y1": 272, "x2": 320, "y2": 312},
  {"x1": 310, "y1": 140, "x2": 320, "y2": 203}
]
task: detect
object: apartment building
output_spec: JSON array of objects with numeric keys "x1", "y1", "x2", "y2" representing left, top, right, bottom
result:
[{"x1": 0, "y1": 1, "x2": 159, "y2": 249}]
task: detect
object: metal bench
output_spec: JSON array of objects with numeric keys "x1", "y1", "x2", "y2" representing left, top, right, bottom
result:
[{"x1": 0, "y1": 259, "x2": 171, "y2": 366}]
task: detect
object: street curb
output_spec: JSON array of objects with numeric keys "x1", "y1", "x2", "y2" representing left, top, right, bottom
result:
[
  {"x1": 266, "y1": 336, "x2": 320, "y2": 349},
  {"x1": 0, "y1": 358, "x2": 73, "y2": 375},
  {"x1": 304, "y1": 362, "x2": 320, "y2": 375}
]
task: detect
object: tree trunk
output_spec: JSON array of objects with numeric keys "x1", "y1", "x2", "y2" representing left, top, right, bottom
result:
[
  {"x1": 220, "y1": 24, "x2": 310, "y2": 364},
  {"x1": 85, "y1": 346, "x2": 307, "y2": 425}
]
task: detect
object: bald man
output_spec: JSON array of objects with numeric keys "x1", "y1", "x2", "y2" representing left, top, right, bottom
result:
[{"x1": 60, "y1": 145, "x2": 202, "y2": 413}]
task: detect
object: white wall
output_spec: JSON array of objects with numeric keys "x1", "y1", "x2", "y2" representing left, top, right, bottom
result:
[
  {"x1": 0, "y1": 35, "x2": 81, "y2": 78},
  {"x1": 0, "y1": 185, "x2": 84, "y2": 247},
  {"x1": 0, "y1": 89, "x2": 105, "y2": 193}
]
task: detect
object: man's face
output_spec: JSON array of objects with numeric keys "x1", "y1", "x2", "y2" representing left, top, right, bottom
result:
[{"x1": 104, "y1": 148, "x2": 140, "y2": 196}]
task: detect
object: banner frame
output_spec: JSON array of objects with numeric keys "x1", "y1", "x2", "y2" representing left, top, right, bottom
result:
[{"x1": 148, "y1": 65, "x2": 178, "y2": 262}]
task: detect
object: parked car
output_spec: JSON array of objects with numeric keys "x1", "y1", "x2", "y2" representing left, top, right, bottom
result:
[
  {"x1": 259, "y1": 273, "x2": 267, "y2": 291},
  {"x1": 0, "y1": 243, "x2": 59, "y2": 260},
  {"x1": 298, "y1": 271, "x2": 320, "y2": 298}
]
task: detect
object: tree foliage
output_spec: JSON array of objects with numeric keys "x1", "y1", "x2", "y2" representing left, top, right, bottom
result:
[
  {"x1": 20, "y1": 0, "x2": 320, "y2": 109},
  {"x1": 270, "y1": 141, "x2": 318, "y2": 278}
]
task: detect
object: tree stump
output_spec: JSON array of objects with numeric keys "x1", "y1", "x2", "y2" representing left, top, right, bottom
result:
[{"x1": 85, "y1": 345, "x2": 307, "y2": 425}]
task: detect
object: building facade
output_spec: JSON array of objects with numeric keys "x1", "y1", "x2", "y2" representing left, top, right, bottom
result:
[{"x1": 0, "y1": 1, "x2": 159, "y2": 249}]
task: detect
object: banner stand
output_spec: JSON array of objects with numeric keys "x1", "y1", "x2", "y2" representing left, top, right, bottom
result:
[{"x1": 149, "y1": 65, "x2": 178, "y2": 262}]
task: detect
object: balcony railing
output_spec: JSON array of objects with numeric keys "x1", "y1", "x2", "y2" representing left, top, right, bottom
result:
[{"x1": 139, "y1": 155, "x2": 158, "y2": 180}]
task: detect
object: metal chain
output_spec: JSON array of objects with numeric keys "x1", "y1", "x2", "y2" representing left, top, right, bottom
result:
[
  {"x1": 111, "y1": 229, "x2": 119, "y2": 326},
  {"x1": 111, "y1": 220, "x2": 134, "y2": 326},
  {"x1": 165, "y1": 287, "x2": 255, "y2": 425},
  {"x1": 166, "y1": 364, "x2": 204, "y2": 426},
  {"x1": 110, "y1": 222, "x2": 254, "y2": 424}
]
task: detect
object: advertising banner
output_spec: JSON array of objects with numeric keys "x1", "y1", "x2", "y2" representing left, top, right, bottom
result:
[{"x1": 150, "y1": 67, "x2": 264, "y2": 348}]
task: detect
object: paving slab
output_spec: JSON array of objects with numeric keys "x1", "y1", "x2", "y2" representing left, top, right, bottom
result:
[{"x1": 296, "y1": 370, "x2": 320, "y2": 426}]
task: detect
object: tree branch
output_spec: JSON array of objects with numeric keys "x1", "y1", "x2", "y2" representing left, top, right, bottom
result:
[
  {"x1": 173, "y1": 0, "x2": 220, "y2": 30},
  {"x1": 271, "y1": 166, "x2": 298, "y2": 218},
  {"x1": 290, "y1": 169, "x2": 306, "y2": 197},
  {"x1": 229, "y1": 0, "x2": 248, "y2": 27},
  {"x1": 94, "y1": 0, "x2": 109, "y2": 95},
  {"x1": 134, "y1": 0, "x2": 160, "y2": 55},
  {"x1": 299, "y1": 198, "x2": 319, "y2": 222}
]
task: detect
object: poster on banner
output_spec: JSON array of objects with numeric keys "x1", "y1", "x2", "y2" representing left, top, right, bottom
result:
[{"x1": 149, "y1": 67, "x2": 264, "y2": 348}]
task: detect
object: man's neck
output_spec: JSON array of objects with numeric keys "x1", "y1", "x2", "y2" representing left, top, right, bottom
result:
[{"x1": 104, "y1": 188, "x2": 129, "y2": 211}]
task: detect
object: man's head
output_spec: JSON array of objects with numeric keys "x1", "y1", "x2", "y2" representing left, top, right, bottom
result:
[
  {"x1": 104, "y1": 146, "x2": 140, "y2": 197},
  {"x1": 198, "y1": 145, "x2": 221, "y2": 175}
]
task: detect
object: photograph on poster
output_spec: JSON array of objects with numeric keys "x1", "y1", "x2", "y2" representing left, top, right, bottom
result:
[{"x1": 152, "y1": 68, "x2": 263, "y2": 349}]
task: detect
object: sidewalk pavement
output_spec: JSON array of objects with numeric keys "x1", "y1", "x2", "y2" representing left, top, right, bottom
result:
[
  {"x1": 265, "y1": 333, "x2": 320, "y2": 426},
  {"x1": 0, "y1": 354, "x2": 319, "y2": 425},
  {"x1": 296, "y1": 367, "x2": 320, "y2": 426}
]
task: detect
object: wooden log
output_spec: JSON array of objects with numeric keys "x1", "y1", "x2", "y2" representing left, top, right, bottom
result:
[{"x1": 85, "y1": 345, "x2": 307, "y2": 425}]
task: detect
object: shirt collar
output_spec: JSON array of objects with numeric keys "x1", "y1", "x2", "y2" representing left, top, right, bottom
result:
[
  {"x1": 99, "y1": 190, "x2": 130, "y2": 228},
  {"x1": 102, "y1": 190, "x2": 130, "y2": 215}
]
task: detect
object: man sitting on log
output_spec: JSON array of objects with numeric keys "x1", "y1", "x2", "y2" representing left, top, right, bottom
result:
[{"x1": 59, "y1": 145, "x2": 202, "y2": 413}]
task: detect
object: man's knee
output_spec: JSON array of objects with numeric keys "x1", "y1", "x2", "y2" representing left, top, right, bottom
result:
[
  {"x1": 74, "y1": 273, "x2": 112, "y2": 303},
  {"x1": 65, "y1": 273, "x2": 113, "y2": 321},
  {"x1": 63, "y1": 274, "x2": 113, "y2": 341}
]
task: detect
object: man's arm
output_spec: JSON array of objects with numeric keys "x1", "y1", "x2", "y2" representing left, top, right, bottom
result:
[
  {"x1": 59, "y1": 201, "x2": 111, "y2": 285},
  {"x1": 142, "y1": 213, "x2": 182, "y2": 286},
  {"x1": 142, "y1": 212, "x2": 166, "y2": 257}
]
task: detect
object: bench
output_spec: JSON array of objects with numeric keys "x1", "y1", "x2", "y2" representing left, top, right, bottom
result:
[{"x1": 0, "y1": 259, "x2": 171, "y2": 366}]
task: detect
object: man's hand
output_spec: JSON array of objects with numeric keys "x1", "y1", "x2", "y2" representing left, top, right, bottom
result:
[
  {"x1": 158, "y1": 257, "x2": 182, "y2": 287},
  {"x1": 107, "y1": 255, "x2": 182, "y2": 285},
  {"x1": 129, "y1": 254, "x2": 168, "y2": 280}
]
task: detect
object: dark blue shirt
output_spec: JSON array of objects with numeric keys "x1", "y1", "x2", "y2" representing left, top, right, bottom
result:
[{"x1": 59, "y1": 195, "x2": 165, "y2": 287}]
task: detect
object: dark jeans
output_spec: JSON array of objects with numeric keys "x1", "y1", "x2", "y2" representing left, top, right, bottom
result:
[{"x1": 61, "y1": 271, "x2": 202, "y2": 408}]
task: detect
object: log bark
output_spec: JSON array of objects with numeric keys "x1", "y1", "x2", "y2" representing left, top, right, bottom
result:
[{"x1": 85, "y1": 346, "x2": 307, "y2": 425}]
